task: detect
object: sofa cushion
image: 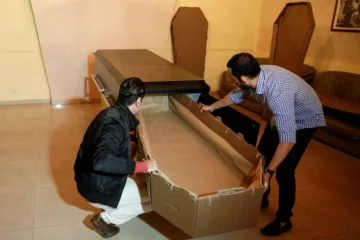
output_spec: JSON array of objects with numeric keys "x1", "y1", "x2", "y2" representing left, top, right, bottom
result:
[
  {"x1": 325, "y1": 116, "x2": 360, "y2": 140},
  {"x1": 312, "y1": 71, "x2": 360, "y2": 103}
]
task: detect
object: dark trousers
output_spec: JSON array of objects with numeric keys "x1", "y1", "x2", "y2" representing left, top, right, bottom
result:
[{"x1": 257, "y1": 123, "x2": 316, "y2": 222}]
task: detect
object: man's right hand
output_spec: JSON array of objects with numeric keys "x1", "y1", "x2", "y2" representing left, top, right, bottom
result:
[
  {"x1": 200, "y1": 104, "x2": 215, "y2": 113},
  {"x1": 145, "y1": 159, "x2": 160, "y2": 174}
]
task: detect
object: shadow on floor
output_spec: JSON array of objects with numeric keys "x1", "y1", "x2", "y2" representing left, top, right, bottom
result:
[
  {"x1": 48, "y1": 102, "x2": 99, "y2": 224},
  {"x1": 139, "y1": 212, "x2": 190, "y2": 240}
]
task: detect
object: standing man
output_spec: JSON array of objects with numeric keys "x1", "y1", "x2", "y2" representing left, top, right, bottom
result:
[
  {"x1": 201, "y1": 53, "x2": 326, "y2": 237},
  {"x1": 74, "y1": 77, "x2": 159, "y2": 238}
]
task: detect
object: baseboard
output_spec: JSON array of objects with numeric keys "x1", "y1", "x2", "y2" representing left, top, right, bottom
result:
[{"x1": 0, "y1": 98, "x2": 51, "y2": 106}]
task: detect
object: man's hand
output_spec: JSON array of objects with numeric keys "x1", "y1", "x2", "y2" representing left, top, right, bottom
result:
[
  {"x1": 199, "y1": 94, "x2": 235, "y2": 113},
  {"x1": 200, "y1": 104, "x2": 215, "y2": 113},
  {"x1": 145, "y1": 159, "x2": 160, "y2": 174},
  {"x1": 263, "y1": 172, "x2": 271, "y2": 193}
]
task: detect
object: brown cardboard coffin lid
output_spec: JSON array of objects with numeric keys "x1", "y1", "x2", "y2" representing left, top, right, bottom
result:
[
  {"x1": 94, "y1": 49, "x2": 210, "y2": 95},
  {"x1": 95, "y1": 49, "x2": 203, "y2": 82},
  {"x1": 171, "y1": 7, "x2": 208, "y2": 78},
  {"x1": 270, "y1": 2, "x2": 315, "y2": 75}
]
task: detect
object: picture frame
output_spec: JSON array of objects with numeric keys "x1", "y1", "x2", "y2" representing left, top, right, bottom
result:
[{"x1": 331, "y1": 0, "x2": 360, "y2": 32}]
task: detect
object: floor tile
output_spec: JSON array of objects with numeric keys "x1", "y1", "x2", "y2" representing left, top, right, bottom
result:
[
  {"x1": 258, "y1": 194, "x2": 354, "y2": 240},
  {"x1": 0, "y1": 159, "x2": 37, "y2": 188},
  {"x1": 0, "y1": 104, "x2": 50, "y2": 121},
  {"x1": 0, "y1": 144, "x2": 38, "y2": 188},
  {"x1": 37, "y1": 142, "x2": 80, "y2": 162},
  {"x1": 38, "y1": 129, "x2": 83, "y2": 149},
  {"x1": 0, "y1": 118, "x2": 40, "y2": 132},
  {"x1": 303, "y1": 188, "x2": 360, "y2": 232},
  {"x1": 36, "y1": 157, "x2": 75, "y2": 188},
  {"x1": 33, "y1": 223, "x2": 111, "y2": 240},
  {"x1": 0, "y1": 129, "x2": 39, "y2": 148},
  {"x1": 0, "y1": 144, "x2": 38, "y2": 162},
  {"x1": 34, "y1": 186, "x2": 99, "y2": 227},
  {"x1": 39, "y1": 119, "x2": 82, "y2": 133},
  {"x1": 138, "y1": 212, "x2": 189, "y2": 240},
  {"x1": 0, "y1": 187, "x2": 35, "y2": 232},
  {"x1": 115, "y1": 216, "x2": 171, "y2": 240},
  {"x1": 288, "y1": 191, "x2": 355, "y2": 239},
  {"x1": 317, "y1": 230, "x2": 360, "y2": 240},
  {"x1": 202, "y1": 227, "x2": 309, "y2": 240},
  {"x1": 1, "y1": 102, "x2": 360, "y2": 240},
  {"x1": 202, "y1": 228, "x2": 266, "y2": 240},
  {"x1": 0, "y1": 229, "x2": 33, "y2": 240},
  {"x1": 296, "y1": 141, "x2": 360, "y2": 191}
]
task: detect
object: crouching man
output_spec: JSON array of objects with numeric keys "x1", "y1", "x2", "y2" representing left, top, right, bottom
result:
[{"x1": 74, "y1": 77, "x2": 159, "y2": 238}]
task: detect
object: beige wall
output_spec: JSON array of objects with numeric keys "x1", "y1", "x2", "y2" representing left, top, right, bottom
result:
[
  {"x1": 31, "y1": 0, "x2": 176, "y2": 103},
  {"x1": 30, "y1": 0, "x2": 262, "y2": 102},
  {"x1": 3, "y1": 0, "x2": 359, "y2": 103},
  {"x1": 255, "y1": 0, "x2": 360, "y2": 74},
  {"x1": 0, "y1": 0, "x2": 50, "y2": 103}
]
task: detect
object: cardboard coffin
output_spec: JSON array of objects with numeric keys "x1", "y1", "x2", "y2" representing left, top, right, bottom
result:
[
  {"x1": 269, "y1": 2, "x2": 315, "y2": 76},
  {"x1": 171, "y1": 7, "x2": 208, "y2": 79},
  {"x1": 92, "y1": 48, "x2": 264, "y2": 237},
  {"x1": 136, "y1": 94, "x2": 264, "y2": 238}
]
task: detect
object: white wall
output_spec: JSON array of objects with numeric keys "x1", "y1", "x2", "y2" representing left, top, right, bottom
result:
[{"x1": 0, "y1": 0, "x2": 50, "y2": 103}]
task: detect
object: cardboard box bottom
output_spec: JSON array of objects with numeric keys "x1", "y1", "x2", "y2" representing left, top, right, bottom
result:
[{"x1": 150, "y1": 174, "x2": 263, "y2": 238}]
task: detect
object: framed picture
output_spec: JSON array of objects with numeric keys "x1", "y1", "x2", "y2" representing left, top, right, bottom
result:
[{"x1": 331, "y1": 0, "x2": 360, "y2": 32}]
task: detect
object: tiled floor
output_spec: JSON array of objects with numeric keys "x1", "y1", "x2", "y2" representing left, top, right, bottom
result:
[{"x1": 0, "y1": 103, "x2": 359, "y2": 240}]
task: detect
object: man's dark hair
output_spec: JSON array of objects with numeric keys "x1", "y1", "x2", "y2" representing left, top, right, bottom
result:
[
  {"x1": 116, "y1": 77, "x2": 146, "y2": 106},
  {"x1": 226, "y1": 53, "x2": 261, "y2": 80}
]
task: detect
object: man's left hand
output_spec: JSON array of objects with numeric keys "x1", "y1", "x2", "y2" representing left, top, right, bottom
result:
[{"x1": 263, "y1": 172, "x2": 271, "y2": 193}]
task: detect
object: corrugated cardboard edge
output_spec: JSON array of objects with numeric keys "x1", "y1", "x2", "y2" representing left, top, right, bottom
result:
[
  {"x1": 194, "y1": 186, "x2": 264, "y2": 237},
  {"x1": 172, "y1": 94, "x2": 263, "y2": 165},
  {"x1": 136, "y1": 103, "x2": 199, "y2": 201},
  {"x1": 137, "y1": 94, "x2": 264, "y2": 191},
  {"x1": 171, "y1": 94, "x2": 264, "y2": 187},
  {"x1": 136, "y1": 94, "x2": 265, "y2": 237},
  {"x1": 150, "y1": 174, "x2": 198, "y2": 237}
]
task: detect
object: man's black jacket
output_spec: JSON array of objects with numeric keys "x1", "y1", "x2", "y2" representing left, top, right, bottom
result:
[{"x1": 74, "y1": 103, "x2": 139, "y2": 208}]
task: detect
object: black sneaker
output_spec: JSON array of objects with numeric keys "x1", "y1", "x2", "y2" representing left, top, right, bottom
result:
[
  {"x1": 90, "y1": 214, "x2": 120, "y2": 238},
  {"x1": 260, "y1": 219, "x2": 292, "y2": 236}
]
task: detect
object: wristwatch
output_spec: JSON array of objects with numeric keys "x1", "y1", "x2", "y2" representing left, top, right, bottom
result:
[{"x1": 265, "y1": 168, "x2": 275, "y2": 177}]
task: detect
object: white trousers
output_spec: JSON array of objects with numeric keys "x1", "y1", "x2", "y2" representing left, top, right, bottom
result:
[{"x1": 90, "y1": 177, "x2": 147, "y2": 225}]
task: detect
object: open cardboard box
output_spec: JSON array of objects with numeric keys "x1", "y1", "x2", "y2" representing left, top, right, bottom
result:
[
  {"x1": 136, "y1": 94, "x2": 264, "y2": 238},
  {"x1": 92, "y1": 48, "x2": 264, "y2": 238}
]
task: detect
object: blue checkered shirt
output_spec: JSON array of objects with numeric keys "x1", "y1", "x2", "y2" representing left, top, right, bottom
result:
[{"x1": 230, "y1": 65, "x2": 326, "y2": 143}]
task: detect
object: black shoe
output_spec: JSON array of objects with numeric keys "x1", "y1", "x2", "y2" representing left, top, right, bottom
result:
[
  {"x1": 260, "y1": 219, "x2": 292, "y2": 236},
  {"x1": 91, "y1": 214, "x2": 120, "y2": 238},
  {"x1": 261, "y1": 198, "x2": 269, "y2": 208}
]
